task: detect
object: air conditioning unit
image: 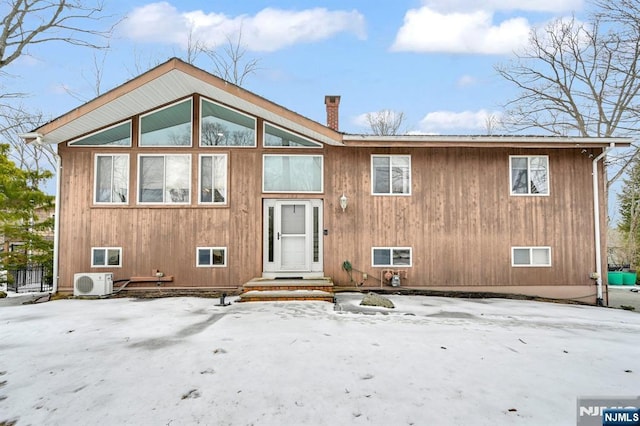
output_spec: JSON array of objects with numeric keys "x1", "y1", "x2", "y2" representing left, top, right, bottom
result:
[{"x1": 74, "y1": 273, "x2": 113, "y2": 296}]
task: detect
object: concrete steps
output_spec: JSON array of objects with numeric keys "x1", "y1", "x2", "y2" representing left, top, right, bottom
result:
[{"x1": 239, "y1": 278, "x2": 335, "y2": 302}]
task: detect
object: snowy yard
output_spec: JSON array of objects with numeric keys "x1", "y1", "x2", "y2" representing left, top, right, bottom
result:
[{"x1": 0, "y1": 293, "x2": 639, "y2": 425}]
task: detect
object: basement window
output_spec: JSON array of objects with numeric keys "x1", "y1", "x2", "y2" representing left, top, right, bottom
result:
[
  {"x1": 92, "y1": 247, "x2": 122, "y2": 267},
  {"x1": 197, "y1": 247, "x2": 227, "y2": 267},
  {"x1": 512, "y1": 247, "x2": 551, "y2": 267},
  {"x1": 372, "y1": 247, "x2": 412, "y2": 267}
]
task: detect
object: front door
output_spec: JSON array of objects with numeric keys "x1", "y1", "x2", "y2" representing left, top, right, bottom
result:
[{"x1": 263, "y1": 199, "x2": 323, "y2": 278}]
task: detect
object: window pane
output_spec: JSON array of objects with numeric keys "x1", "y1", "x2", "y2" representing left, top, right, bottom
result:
[
  {"x1": 200, "y1": 156, "x2": 213, "y2": 202},
  {"x1": 391, "y1": 157, "x2": 410, "y2": 194},
  {"x1": 165, "y1": 156, "x2": 190, "y2": 203},
  {"x1": 511, "y1": 158, "x2": 528, "y2": 194},
  {"x1": 513, "y1": 248, "x2": 530, "y2": 265},
  {"x1": 313, "y1": 206, "x2": 319, "y2": 263},
  {"x1": 393, "y1": 249, "x2": 411, "y2": 266},
  {"x1": 93, "y1": 249, "x2": 105, "y2": 266},
  {"x1": 263, "y1": 156, "x2": 322, "y2": 192},
  {"x1": 373, "y1": 157, "x2": 390, "y2": 194},
  {"x1": 139, "y1": 156, "x2": 164, "y2": 202},
  {"x1": 212, "y1": 249, "x2": 225, "y2": 265},
  {"x1": 201, "y1": 99, "x2": 255, "y2": 146},
  {"x1": 140, "y1": 100, "x2": 192, "y2": 146},
  {"x1": 96, "y1": 156, "x2": 113, "y2": 202},
  {"x1": 112, "y1": 156, "x2": 129, "y2": 203},
  {"x1": 529, "y1": 157, "x2": 548, "y2": 194},
  {"x1": 268, "y1": 207, "x2": 275, "y2": 262},
  {"x1": 264, "y1": 123, "x2": 321, "y2": 147},
  {"x1": 198, "y1": 249, "x2": 211, "y2": 266},
  {"x1": 532, "y1": 248, "x2": 550, "y2": 265},
  {"x1": 71, "y1": 122, "x2": 131, "y2": 146},
  {"x1": 107, "y1": 249, "x2": 120, "y2": 266},
  {"x1": 373, "y1": 249, "x2": 391, "y2": 266}
]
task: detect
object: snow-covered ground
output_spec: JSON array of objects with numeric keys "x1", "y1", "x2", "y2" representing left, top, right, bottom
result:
[{"x1": 1, "y1": 293, "x2": 638, "y2": 425}]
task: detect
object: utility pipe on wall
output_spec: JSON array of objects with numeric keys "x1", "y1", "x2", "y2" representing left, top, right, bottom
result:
[{"x1": 592, "y1": 143, "x2": 614, "y2": 306}]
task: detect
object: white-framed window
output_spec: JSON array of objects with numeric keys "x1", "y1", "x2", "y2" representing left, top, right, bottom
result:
[
  {"x1": 139, "y1": 99, "x2": 192, "y2": 147},
  {"x1": 263, "y1": 122, "x2": 322, "y2": 147},
  {"x1": 372, "y1": 155, "x2": 411, "y2": 195},
  {"x1": 510, "y1": 156, "x2": 549, "y2": 195},
  {"x1": 138, "y1": 154, "x2": 191, "y2": 204},
  {"x1": 69, "y1": 121, "x2": 132, "y2": 147},
  {"x1": 94, "y1": 154, "x2": 129, "y2": 204},
  {"x1": 196, "y1": 247, "x2": 227, "y2": 267},
  {"x1": 372, "y1": 247, "x2": 412, "y2": 267},
  {"x1": 511, "y1": 247, "x2": 552, "y2": 267},
  {"x1": 92, "y1": 247, "x2": 122, "y2": 267},
  {"x1": 263, "y1": 154, "x2": 323, "y2": 193},
  {"x1": 199, "y1": 154, "x2": 228, "y2": 204},
  {"x1": 200, "y1": 98, "x2": 256, "y2": 147}
]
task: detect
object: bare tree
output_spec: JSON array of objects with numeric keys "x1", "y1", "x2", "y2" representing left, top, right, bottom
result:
[
  {"x1": 0, "y1": 0, "x2": 116, "y2": 71},
  {"x1": 495, "y1": 2, "x2": 640, "y2": 188},
  {"x1": 205, "y1": 30, "x2": 260, "y2": 86},
  {"x1": 0, "y1": 107, "x2": 55, "y2": 174},
  {"x1": 484, "y1": 114, "x2": 503, "y2": 135},
  {"x1": 366, "y1": 109, "x2": 406, "y2": 135}
]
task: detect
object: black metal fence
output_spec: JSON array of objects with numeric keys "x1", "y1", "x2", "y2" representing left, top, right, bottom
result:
[{"x1": 5, "y1": 264, "x2": 53, "y2": 293}]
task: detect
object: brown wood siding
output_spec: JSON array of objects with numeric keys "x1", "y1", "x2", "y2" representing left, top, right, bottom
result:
[
  {"x1": 323, "y1": 146, "x2": 600, "y2": 288},
  {"x1": 56, "y1": 124, "x2": 603, "y2": 293}
]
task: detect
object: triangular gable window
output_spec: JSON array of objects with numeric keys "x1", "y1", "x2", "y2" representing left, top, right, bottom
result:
[
  {"x1": 140, "y1": 99, "x2": 192, "y2": 147},
  {"x1": 200, "y1": 98, "x2": 256, "y2": 147},
  {"x1": 69, "y1": 121, "x2": 131, "y2": 146},
  {"x1": 264, "y1": 123, "x2": 322, "y2": 147}
]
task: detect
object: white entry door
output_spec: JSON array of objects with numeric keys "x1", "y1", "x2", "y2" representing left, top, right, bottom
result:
[{"x1": 263, "y1": 199, "x2": 323, "y2": 277}]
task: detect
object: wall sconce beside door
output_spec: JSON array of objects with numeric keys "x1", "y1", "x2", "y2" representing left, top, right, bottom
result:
[{"x1": 339, "y1": 193, "x2": 348, "y2": 212}]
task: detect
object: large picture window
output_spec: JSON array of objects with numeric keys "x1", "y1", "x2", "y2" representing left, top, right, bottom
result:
[
  {"x1": 200, "y1": 98, "x2": 256, "y2": 147},
  {"x1": 510, "y1": 156, "x2": 549, "y2": 195},
  {"x1": 512, "y1": 247, "x2": 552, "y2": 267},
  {"x1": 372, "y1": 155, "x2": 411, "y2": 195},
  {"x1": 138, "y1": 154, "x2": 191, "y2": 204},
  {"x1": 95, "y1": 154, "x2": 129, "y2": 204},
  {"x1": 140, "y1": 99, "x2": 192, "y2": 146},
  {"x1": 199, "y1": 154, "x2": 227, "y2": 204},
  {"x1": 70, "y1": 121, "x2": 131, "y2": 146},
  {"x1": 372, "y1": 247, "x2": 412, "y2": 267},
  {"x1": 263, "y1": 155, "x2": 323, "y2": 193}
]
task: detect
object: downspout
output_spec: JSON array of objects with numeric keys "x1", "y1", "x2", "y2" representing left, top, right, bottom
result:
[
  {"x1": 592, "y1": 143, "x2": 614, "y2": 306},
  {"x1": 51, "y1": 152, "x2": 61, "y2": 295}
]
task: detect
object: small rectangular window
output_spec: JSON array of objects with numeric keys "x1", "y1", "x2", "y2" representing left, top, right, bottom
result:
[
  {"x1": 372, "y1": 155, "x2": 411, "y2": 195},
  {"x1": 512, "y1": 247, "x2": 551, "y2": 267},
  {"x1": 138, "y1": 154, "x2": 191, "y2": 204},
  {"x1": 92, "y1": 247, "x2": 122, "y2": 267},
  {"x1": 510, "y1": 156, "x2": 549, "y2": 195},
  {"x1": 196, "y1": 247, "x2": 227, "y2": 267},
  {"x1": 95, "y1": 154, "x2": 129, "y2": 204},
  {"x1": 199, "y1": 154, "x2": 227, "y2": 204},
  {"x1": 372, "y1": 247, "x2": 412, "y2": 267}
]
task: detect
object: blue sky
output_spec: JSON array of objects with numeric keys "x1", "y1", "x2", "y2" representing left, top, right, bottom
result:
[{"x1": 8, "y1": 0, "x2": 589, "y2": 135}]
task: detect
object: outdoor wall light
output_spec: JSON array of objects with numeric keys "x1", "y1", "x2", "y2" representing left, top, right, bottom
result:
[{"x1": 339, "y1": 193, "x2": 348, "y2": 212}]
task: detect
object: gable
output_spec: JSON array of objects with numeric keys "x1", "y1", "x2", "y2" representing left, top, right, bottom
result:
[{"x1": 30, "y1": 58, "x2": 342, "y2": 147}]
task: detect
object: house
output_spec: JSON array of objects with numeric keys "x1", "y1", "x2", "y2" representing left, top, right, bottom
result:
[{"x1": 22, "y1": 58, "x2": 631, "y2": 304}]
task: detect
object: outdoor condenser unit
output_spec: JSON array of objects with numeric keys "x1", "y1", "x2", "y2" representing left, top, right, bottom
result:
[{"x1": 73, "y1": 273, "x2": 113, "y2": 296}]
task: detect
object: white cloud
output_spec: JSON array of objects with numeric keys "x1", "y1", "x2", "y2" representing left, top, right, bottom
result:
[
  {"x1": 391, "y1": 8, "x2": 530, "y2": 54},
  {"x1": 121, "y1": 2, "x2": 366, "y2": 52},
  {"x1": 457, "y1": 75, "x2": 477, "y2": 87},
  {"x1": 421, "y1": 0, "x2": 583, "y2": 13},
  {"x1": 419, "y1": 109, "x2": 502, "y2": 132}
]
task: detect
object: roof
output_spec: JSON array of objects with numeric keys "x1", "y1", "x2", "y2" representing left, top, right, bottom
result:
[
  {"x1": 26, "y1": 57, "x2": 633, "y2": 150},
  {"x1": 28, "y1": 57, "x2": 342, "y2": 146}
]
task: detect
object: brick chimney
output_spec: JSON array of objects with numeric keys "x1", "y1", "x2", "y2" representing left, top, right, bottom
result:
[{"x1": 324, "y1": 95, "x2": 341, "y2": 131}]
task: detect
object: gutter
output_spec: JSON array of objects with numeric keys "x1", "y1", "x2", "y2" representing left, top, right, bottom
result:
[{"x1": 592, "y1": 143, "x2": 614, "y2": 306}]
